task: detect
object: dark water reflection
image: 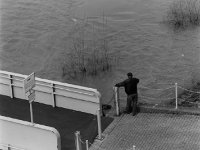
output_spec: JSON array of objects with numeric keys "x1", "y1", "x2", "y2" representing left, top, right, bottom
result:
[{"x1": 1, "y1": 0, "x2": 200, "y2": 105}]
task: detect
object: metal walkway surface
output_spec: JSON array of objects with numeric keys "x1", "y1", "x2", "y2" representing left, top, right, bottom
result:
[{"x1": 90, "y1": 113, "x2": 200, "y2": 150}]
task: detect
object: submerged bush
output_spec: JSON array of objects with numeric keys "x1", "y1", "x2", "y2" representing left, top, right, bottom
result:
[
  {"x1": 166, "y1": 0, "x2": 200, "y2": 28},
  {"x1": 62, "y1": 15, "x2": 117, "y2": 78}
]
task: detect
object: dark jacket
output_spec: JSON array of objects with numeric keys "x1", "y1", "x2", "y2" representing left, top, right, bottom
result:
[{"x1": 115, "y1": 78, "x2": 139, "y2": 95}]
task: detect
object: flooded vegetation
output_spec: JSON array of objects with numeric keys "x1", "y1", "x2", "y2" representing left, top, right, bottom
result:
[
  {"x1": 166, "y1": 0, "x2": 200, "y2": 28},
  {"x1": 62, "y1": 15, "x2": 117, "y2": 78}
]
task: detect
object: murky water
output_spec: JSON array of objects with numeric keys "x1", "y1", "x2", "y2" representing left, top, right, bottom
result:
[{"x1": 1, "y1": 0, "x2": 200, "y2": 105}]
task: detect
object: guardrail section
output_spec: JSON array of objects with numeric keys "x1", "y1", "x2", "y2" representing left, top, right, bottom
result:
[
  {"x1": 0, "y1": 115, "x2": 61, "y2": 150},
  {"x1": 0, "y1": 70, "x2": 101, "y2": 114}
]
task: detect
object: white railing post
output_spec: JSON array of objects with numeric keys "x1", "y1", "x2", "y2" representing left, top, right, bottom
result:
[
  {"x1": 175, "y1": 83, "x2": 178, "y2": 109},
  {"x1": 9, "y1": 74, "x2": 13, "y2": 98},
  {"x1": 23, "y1": 78, "x2": 26, "y2": 99},
  {"x1": 75, "y1": 131, "x2": 82, "y2": 150},
  {"x1": 133, "y1": 145, "x2": 136, "y2": 150},
  {"x1": 51, "y1": 83, "x2": 56, "y2": 107},
  {"x1": 114, "y1": 87, "x2": 120, "y2": 116},
  {"x1": 86, "y1": 140, "x2": 89, "y2": 150},
  {"x1": 29, "y1": 101, "x2": 34, "y2": 124},
  {"x1": 96, "y1": 109, "x2": 102, "y2": 140},
  {"x1": 7, "y1": 144, "x2": 11, "y2": 150}
]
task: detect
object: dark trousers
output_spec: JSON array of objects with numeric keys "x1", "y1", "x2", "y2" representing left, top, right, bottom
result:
[{"x1": 126, "y1": 94, "x2": 138, "y2": 115}]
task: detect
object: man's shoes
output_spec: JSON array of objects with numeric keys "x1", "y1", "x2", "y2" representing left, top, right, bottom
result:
[{"x1": 123, "y1": 110, "x2": 131, "y2": 114}]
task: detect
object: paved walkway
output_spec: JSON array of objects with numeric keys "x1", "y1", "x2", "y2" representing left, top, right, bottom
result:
[{"x1": 90, "y1": 113, "x2": 200, "y2": 150}]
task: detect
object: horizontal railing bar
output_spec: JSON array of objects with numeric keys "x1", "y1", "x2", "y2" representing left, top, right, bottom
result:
[
  {"x1": 139, "y1": 85, "x2": 175, "y2": 91},
  {"x1": 0, "y1": 82, "x2": 96, "y2": 97},
  {"x1": 0, "y1": 75, "x2": 11, "y2": 79},
  {"x1": 0, "y1": 75, "x2": 24, "y2": 81},
  {"x1": 54, "y1": 92, "x2": 99, "y2": 104},
  {"x1": 11, "y1": 84, "x2": 23, "y2": 88},
  {"x1": 0, "y1": 75, "x2": 97, "y2": 96},
  {"x1": 178, "y1": 86, "x2": 200, "y2": 94},
  {"x1": 0, "y1": 82, "x2": 23, "y2": 88},
  {"x1": 0, "y1": 82, "x2": 10, "y2": 85},
  {"x1": 34, "y1": 88, "x2": 51, "y2": 94},
  {"x1": 29, "y1": 89, "x2": 98, "y2": 103},
  {"x1": 32, "y1": 82, "x2": 95, "y2": 96},
  {"x1": 36, "y1": 82, "x2": 52, "y2": 87},
  {"x1": 55, "y1": 86, "x2": 95, "y2": 96},
  {"x1": 0, "y1": 143, "x2": 27, "y2": 150},
  {"x1": 0, "y1": 70, "x2": 98, "y2": 92},
  {"x1": 12, "y1": 78, "x2": 24, "y2": 82},
  {"x1": 35, "y1": 87, "x2": 95, "y2": 97}
]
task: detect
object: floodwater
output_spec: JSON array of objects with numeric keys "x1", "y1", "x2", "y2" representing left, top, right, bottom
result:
[{"x1": 1, "y1": 0, "x2": 200, "y2": 105}]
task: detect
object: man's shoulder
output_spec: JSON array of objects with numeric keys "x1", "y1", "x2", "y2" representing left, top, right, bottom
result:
[
  {"x1": 124, "y1": 78, "x2": 139, "y2": 84},
  {"x1": 132, "y1": 78, "x2": 139, "y2": 82}
]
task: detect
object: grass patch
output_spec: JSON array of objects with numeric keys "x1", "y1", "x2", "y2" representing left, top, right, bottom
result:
[{"x1": 178, "y1": 82, "x2": 200, "y2": 107}]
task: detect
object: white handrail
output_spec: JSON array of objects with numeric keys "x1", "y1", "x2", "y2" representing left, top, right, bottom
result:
[
  {"x1": 178, "y1": 86, "x2": 200, "y2": 94},
  {"x1": 139, "y1": 85, "x2": 175, "y2": 91},
  {"x1": 54, "y1": 86, "x2": 96, "y2": 97},
  {"x1": 0, "y1": 143, "x2": 27, "y2": 150},
  {"x1": 0, "y1": 71, "x2": 98, "y2": 97},
  {"x1": 0, "y1": 70, "x2": 98, "y2": 92},
  {"x1": 0, "y1": 70, "x2": 101, "y2": 114},
  {"x1": 114, "y1": 83, "x2": 179, "y2": 111},
  {"x1": 139, "y1": 95, "x2": 175, "y2": 100}
]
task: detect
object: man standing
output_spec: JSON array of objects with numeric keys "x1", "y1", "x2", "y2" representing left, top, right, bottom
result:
[{"x1": 115, "y1": 72, "x2": 139, "y2": 116}]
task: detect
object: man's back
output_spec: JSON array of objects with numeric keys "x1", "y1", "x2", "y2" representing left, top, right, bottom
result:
[
  {"x1": 124, "y1": 78, "x2": 139, "y2": 95},
  {"x1": 115, "y1": 77, "x2": 139, "y2": 95}
]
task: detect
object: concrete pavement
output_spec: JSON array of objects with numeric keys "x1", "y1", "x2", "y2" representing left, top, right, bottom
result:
[{"x1": 90, "y1": 113, "x2": 200, "y2": 150}]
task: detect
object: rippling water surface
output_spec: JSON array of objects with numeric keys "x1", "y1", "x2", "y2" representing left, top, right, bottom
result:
[{"x1": 1, "y1": 0, "x2": 200, "y2": 105}]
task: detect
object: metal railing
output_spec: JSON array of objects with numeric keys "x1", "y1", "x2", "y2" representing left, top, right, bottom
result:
[
  {"x1": 113, "y1": 83, "x2": 200, "y2": 116},
  {"x1": 0, "y1": 143, "x2": 27, "y2": 150},
  {"x1": 74, "y1": 130, "x2": 137, "y2": 150},
  {"x1": 0, "y1": 70, "x2": 104, "y2": 146},
  {"x1": 75, "y1": 83, "x2": 200, "y2": 150},
  {"x1": 74, "y1": 109, "x2": 103, "y2": 150},
  {"x1": 0, "y1": 70, "x2": 100, "y2": 115}
]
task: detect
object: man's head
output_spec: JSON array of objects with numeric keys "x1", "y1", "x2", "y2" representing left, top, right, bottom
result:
[{"x1": 127, "y1": 72, "x2": 133, "y2": 79}]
